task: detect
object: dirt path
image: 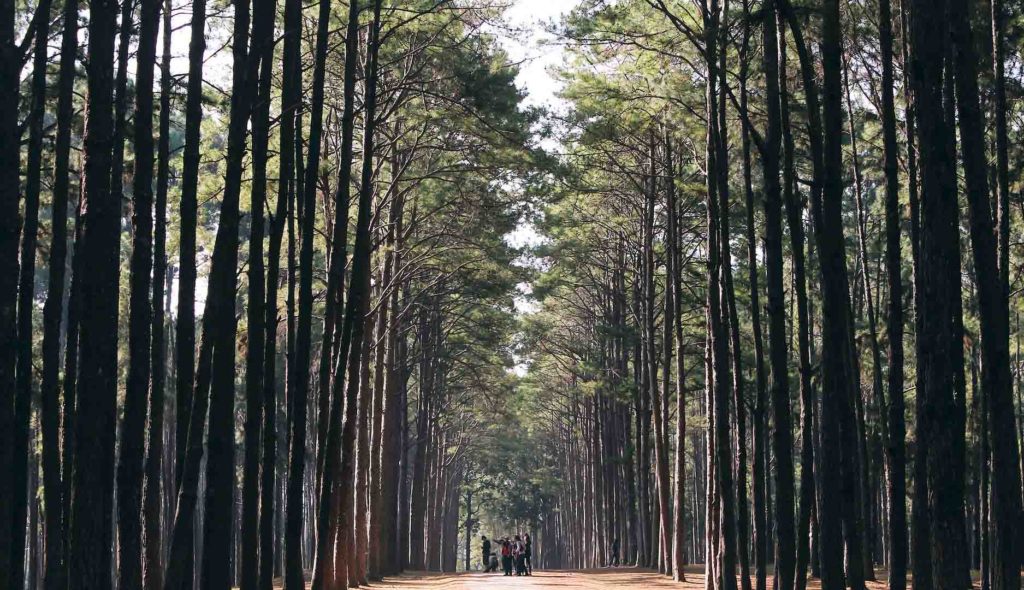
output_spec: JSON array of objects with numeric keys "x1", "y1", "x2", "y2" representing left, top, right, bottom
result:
[
  {"x1": 371, "y1": 567, "x2": 894, "y2": 589},
  {"x1": 373, "y1": 569, "x2": 690, "y2": 589}
]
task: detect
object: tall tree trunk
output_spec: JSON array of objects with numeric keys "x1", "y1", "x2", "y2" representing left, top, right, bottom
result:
[
  {"x1": 0, "y1": 0, "x2": 21, "y2": 575},
  {"x1": 990, "y1": 0, "x2": 1009, "y2": 289},
  {"x1": 374, "y1": 176, "x2": 404, "y2": 577},
  {"x1": 303, "y1": 0, "x2": 351, "y2": 581},
  {"x1": 669, "y1": 143, "x2": 688, "y2": 583},
  {"x1": 197, "y1": 0, "x2": 266, "y2": 579},
  {"x1": 239, "y1": 3, "x2": 276, "y2": 585},
  {"x1": 142, "y1": 4, "x2": 173, "y2": 586},
  {"x1": 706, "y1": 0, "x2": 738, "y2": 580},
  {"x1": 277, "y1": 0, "x2": 302, "y2": 584},
  {"x1": 67, "y1": 0, "x2": 121, "y2": 582},
  {"x1": 877, "y1": 0, "x2": 907, "y2": 582},
  {"x1": 174, "y1": 1, "x2": 208, "y2": 582},
  {"x1": 907, "y1": 0, "x2": 967, "y2": 585},
  {"x1": 314, "y1": 0, "x2": 359, "y2": 484},
  {"x1": 11, "y1": 0, "x2": 52, "y2": 582},
  {"x1": 383, "y1": 191, "x2": 408, "y2": 576},
  {"x1": 817, "y1": 0, "x2": 867, "y2": 582},
  {"x1": 947, "y1": 2, "x2": 1023, "y2": 587},
  {"x1": 355, "y1": 293, "x2": 375, "y2": 583},
  {"x1": 760, "y1": 4, "x2": 796, "y2": 588},
  {"x1": 118, "y1": 0, "x2": 164, "y2": 582},
  {"x1": 739, "y1": 1, "x2": 768, "y2": 584},
  {"x1": 842, "y1": 52, "x2": 882, "y2": 585},
  {"x1": 173, "y1": 0, "x2": 204, "y2": 478},
  {"x1": 646, "y1": 137, "x2": 672, "y2": 579},
  {"x1": 260, "y1": 0, "x2": 300, "y2": 579},
  {"x1": 777, "y1": 19, "x2": 814, "y2": 590},
  {"x1": 39, "y1": 0, "x2": 80, "y2": 584}
]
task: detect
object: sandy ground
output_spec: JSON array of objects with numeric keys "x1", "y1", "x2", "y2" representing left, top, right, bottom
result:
[{"x1": 369, "y1": 567, "x2": 894, "y2": 589}]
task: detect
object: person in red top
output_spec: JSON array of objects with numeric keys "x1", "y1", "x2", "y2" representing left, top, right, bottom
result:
[{"x1": 500, "y1": 538, "x2": 513, "y2": 576}]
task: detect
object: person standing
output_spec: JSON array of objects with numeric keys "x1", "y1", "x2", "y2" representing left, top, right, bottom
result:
[
  {"x1": 513, "y1": 535, "x2": 526, "y2": 575},
  {"x1": 610, "y1": 537, "x2": 620, "y2": 567},
  {"x1": 482, "y1": 535, "x2": 493, "y2": 572},
  {"x1": 524, "y1": 533, "x2": 533, "y2": 575},
  {"x1": 501, "y1": 538, "x2": 513, "y2": 575}
]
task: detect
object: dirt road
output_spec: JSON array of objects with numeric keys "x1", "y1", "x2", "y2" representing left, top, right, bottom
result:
[
  {"x1": 373, "y1": 569, "x2": 691, "y2": 589},
  {"x1": 371, "y1": 567, "x2": 893, "y2": 589}
]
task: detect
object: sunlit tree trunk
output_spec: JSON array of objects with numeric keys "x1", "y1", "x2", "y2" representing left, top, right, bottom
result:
[{"x1": 39, "y1": 0, "x2": 79, "y2": 584}]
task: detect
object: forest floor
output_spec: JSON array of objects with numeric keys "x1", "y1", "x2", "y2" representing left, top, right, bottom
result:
[{"x1": 366, "y1": 567, "x2": 894, "y2": 589}]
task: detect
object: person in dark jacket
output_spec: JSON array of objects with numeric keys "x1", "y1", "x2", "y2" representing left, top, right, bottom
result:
[
  {"x1": 482, "y1": 536, "x2": 494, "y2": 572},
  {"x1": 610, "y1": 537, "x2": 620, "y2": 567},
  {"x1": 524, "y1": 533, "x2": 533, "y2": 575}
]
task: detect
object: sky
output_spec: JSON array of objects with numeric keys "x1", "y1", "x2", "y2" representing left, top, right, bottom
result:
[
  {"x1": 500, "y1": 0, "x2": 580, "y2": 112},
  {"x1": 498, "y1": 0, "x2": 581, "y2": 320}
]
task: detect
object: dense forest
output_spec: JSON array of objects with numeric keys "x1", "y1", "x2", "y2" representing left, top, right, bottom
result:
[{"x1": 2, "y1": 0, "x2": 1024, "y2": 587}]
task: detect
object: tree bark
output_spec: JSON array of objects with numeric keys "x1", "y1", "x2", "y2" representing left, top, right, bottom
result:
[
  {"x1": 946, "y1": 2, "x2": 1023, "y2": 587},
  {"x1": 278, "y1": 0, "x2": 303, "y2": 584},
  {"x1": 777, "y1": 19, "x2": 814, "y2": 590},
  {"x1": 240, "y1": 2, "x2": 276, "y2": 584},
  {"x1": 174, "y1": 2, "x2": 208, "y2": 580},
  {"x1": 39, "y1": 0, "x2": 79, "y2": 584},
  {"x1": 67, "y1": 0, "x2": 121, "y2": 582},
  {"x1": 196, "y1": 0, "x2": 266, "y2": 579},
  {"x1": 817, "y1": 0, "x2": 867, "y2": 583},
  {"x1": 302, "y1": 0, "x2": 351, "y2": 582},
  {"x1": 877, "y1": 0, "x2": 907, "y2": 582},
  {"x1": 117, "y1": 0, "x2": 163, "y2": 582},
  {"x1": 0, "y1": 0, "x2": 22, "y2": 576},
  {"x1": 11, "y1": 1, "x2": 52, "y2": 582},
  {"x1": 907, "y1": 0, "x2": 967, "y2": 584},
  {"x1": 142, "y1": 3, "x2": 173, "y2": 586}
]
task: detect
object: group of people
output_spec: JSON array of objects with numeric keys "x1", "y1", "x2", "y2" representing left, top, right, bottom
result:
[{"x1": 481, "y1": 534, "x2": 532, "y2": 576}]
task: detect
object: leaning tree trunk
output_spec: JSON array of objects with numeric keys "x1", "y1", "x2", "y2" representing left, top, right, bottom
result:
[{"x1": 197, "y1": 0, "x2": 267, "y2": 580}]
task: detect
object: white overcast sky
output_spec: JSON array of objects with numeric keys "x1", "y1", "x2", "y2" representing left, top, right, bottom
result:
[{"x1": 500, "y1": 0, "x2": 579, "y2": 112}]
